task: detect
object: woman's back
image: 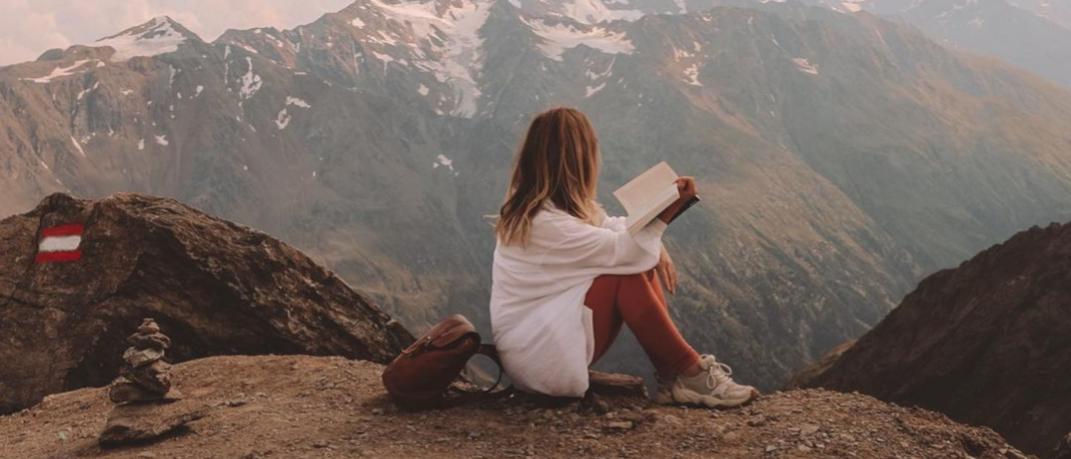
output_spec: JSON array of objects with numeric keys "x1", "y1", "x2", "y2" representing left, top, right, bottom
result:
[{"x1": 490, "y1": 203, "x2": 666, "y2": 396}]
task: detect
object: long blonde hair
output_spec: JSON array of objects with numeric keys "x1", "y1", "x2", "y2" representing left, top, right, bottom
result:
[{"x1": 496, "y1": 107, "x2": 601, "y2": 246}]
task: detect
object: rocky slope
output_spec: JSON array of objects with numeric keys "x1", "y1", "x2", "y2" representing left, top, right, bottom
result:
[
  {"x1": 791, "y1": 221, "x2": 1071, "y2": 455},
  {"x1": 4, "y1": 1, "x2": 1071, "y2": 391},
  {"x1": 0, "y1": 192, "x2": 413, "y2": 414},
  {"x1": 0, "y1": 354, "x2": 1030, "y2": 458}
]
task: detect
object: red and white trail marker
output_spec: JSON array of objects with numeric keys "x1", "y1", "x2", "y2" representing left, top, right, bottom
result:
[{"x1": 36, "y1": 223, "x2": 84, "y2": 263}]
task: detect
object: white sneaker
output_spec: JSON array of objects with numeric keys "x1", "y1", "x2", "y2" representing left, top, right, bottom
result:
[{"x1": 665, "y1": 355, "x2": 759, "y2": 408}]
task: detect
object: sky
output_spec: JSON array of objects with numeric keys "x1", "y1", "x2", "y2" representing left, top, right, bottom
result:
[{"x1": 0, "y1": 0, "x2": 355, "y2": 66}]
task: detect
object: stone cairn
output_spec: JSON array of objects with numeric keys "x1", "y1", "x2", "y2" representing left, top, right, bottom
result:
[
  {"x1": 100, "y1": 318, "x2": 205, "y2": 447},
  {"x1": 108, "y1": 318, "x2": 180, "y2": 403}
]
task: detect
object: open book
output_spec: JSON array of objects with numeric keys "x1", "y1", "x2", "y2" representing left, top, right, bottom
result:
[{"x1": 613, "y1": 161, "x2": 700, "y2": 235}]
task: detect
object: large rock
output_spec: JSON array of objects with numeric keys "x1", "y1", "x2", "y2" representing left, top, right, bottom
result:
[
  {"x1": 1055, "y1": 433, "x2": 1071, "y2": 459},
  {"x1": 0, "y1": 193, "x2": 413, "y2": 414},
  {"x1": 99, "y1": 398, "x2": 208, "y2": 447},
  {"x1": 793, "y1": 222, "x2": 1071, "y2": 455}
]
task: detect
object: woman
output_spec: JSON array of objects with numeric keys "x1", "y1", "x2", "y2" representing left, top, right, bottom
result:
[{"x1": 490, "y1": 107, "x2": 759, "y2": 408}]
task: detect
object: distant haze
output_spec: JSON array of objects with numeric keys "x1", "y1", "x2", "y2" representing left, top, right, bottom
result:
[{"x1": 0, "y1": 0, "x2": 353, "y2": 66}]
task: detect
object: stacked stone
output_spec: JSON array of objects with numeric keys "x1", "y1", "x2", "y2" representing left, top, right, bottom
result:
[{"x1": 108, "y1": 318, "x2": 179, "y2": 403}]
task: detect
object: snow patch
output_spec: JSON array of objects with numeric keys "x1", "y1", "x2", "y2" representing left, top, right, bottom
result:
[
  {"x1": 367, "y1": 31, "x2": 399, "y2": 47},
  {"x1": 274, "y1": 97, "x2": 309, "y2": 130},
  {"x1": 70, "y1": 136, "x2": 87, "y2": 157},
  {"x1": 584, "y1": 57, "x2": 615, "y2": 97},
  {"x1": 585, "y1": 82, "x2": 607, "y2": 98},
  {"x1": 21, "y1": 60, "x2": 93, "y2": 83},
  {"x1": 195, "y1": 85, "x2": 204, "y2": 97},
  {"x1": 95, "y1": 17, "x2": 188, "y2": 62},
  {"x1": 683, "y1": 64, "x2": 702, "y2": 86},
  {"x1": 417, "y1": 83, "x2": 430, "y2": 96},
  {"x1": 841, "y1": 1, "x2": 863, "y2": 12},
  {"x1": 275, "y1": 108, "x2": 291, "y2": 130},
  {"x1": 371, "y1": 51, "x2": 395, "y2": 64},
  {"x1": 154, "y1": 135, "x2": 169, "y2": 146},
  {"x1": 239, "y1": 57, "x2": 263, "y2": 99},
  {"x1": 433, "y1": 154, "x2": 455, "y2": 172},
  {"x1": 557, "y1": 0, "x2": 643, "y2": 24},
  {"x1": 523, "y1": 18, "x2": 634, "y2": 62},
  {"x1": 138, "y1": 138, "x2": 145, "y2": 150},
  {"x1": 285, "y1": 96, "x2": 311, "y2": 108},
  {"x1": 367, "y1": 0, "x2": 493, "y2": 117},
  {"x1": 351, "y1": 17, "x2": 366, "y2": 28},
  {"x1": 76, "y1": 81, "x2": 100, "y2": 101},
  {"x1": 793, "y1": 58, "x2": 819, "y2": 75}
]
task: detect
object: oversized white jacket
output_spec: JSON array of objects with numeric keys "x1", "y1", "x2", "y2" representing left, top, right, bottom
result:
[{"x1": 490, "y1": 202, "x2": 667, "y2": 397}]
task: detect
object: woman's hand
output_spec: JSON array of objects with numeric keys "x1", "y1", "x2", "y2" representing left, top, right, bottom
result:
[
  {"x1": 657, "y1": 176, "x2": 698, "y2": 224},
  {"x1": 656, "y1": 245, "x2": 678, "y2": 295},
  {"x1": 675, "y1": 176, "x2": 698, "y2": 202}
]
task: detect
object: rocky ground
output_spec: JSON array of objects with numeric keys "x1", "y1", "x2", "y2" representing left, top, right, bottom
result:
[{"x1": 0, "y1": 355, "x2": 1028, "y2": 459}]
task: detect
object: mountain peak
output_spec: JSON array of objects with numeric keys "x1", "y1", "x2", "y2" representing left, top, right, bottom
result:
[{"x1": 93, "y1": 15, "x2": 201, "y2": 62}]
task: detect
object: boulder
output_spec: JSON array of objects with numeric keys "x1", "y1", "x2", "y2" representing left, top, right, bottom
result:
[
  {"x1": 99, "y1": 398, "x2": 207, "y2": 447},
  {"x1": 793, "y1": 222, "x2": 1071, "y2": 455},
  {"x1": 1055, "y1": 433, "x2": 1071, "y2": 459},
  {"x1": 0, "y1": 193, "x2": 414, "y2": 414}
]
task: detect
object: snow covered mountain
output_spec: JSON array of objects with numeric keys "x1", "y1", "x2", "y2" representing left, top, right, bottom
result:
[{"x1": 4, "y1": 0, "x2": 1071, "y2": 389}]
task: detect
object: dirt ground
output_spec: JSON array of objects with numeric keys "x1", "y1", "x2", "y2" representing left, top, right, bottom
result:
[{"x1": 0, "y1": 355, "x2": 1029, "y2": 458}]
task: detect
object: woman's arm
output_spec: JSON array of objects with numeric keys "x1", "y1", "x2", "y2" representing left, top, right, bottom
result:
[
  {"x1": 599, "y1": 215, "x2": 628, "y2": 232},
  {"x1": 539, "y1": 213, "x2": 666, "y2": 274}
]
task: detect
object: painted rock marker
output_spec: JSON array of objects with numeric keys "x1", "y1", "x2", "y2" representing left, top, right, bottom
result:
[{"x1": 36, "y1": 223, "x2": 84, "y2": 263}]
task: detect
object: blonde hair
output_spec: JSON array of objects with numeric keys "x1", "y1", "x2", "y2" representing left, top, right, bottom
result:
[{"x1": 496, "y1": 107, "x2": 601, "y2": 246}]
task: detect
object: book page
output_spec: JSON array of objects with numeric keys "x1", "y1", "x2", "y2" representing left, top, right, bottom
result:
[{"x1": 613, "y1": 162, "x2": 681, "y2": 234}]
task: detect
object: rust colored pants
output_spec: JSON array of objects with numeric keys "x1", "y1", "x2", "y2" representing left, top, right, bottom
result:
[{"x1": 584, "y1": 269, "x2": 701, "y2": 378}]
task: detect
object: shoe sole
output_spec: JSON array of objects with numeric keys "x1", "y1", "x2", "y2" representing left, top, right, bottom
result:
[
  {"x1": 671, "y1": 386, "x2": 760, "y2": 409},
  {"x1": 652, "y1": 392, "x2": 674, "y2": 405}
]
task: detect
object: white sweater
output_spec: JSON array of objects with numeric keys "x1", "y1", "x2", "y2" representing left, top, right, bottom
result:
[{"x1": 490, "y1": 203, "x2": 667, "y2": 397}]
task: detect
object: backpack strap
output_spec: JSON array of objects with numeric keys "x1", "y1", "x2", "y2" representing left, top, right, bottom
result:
[
  {"x1": 473, "y1": 344, "x2": 505, "y2": 393},
  {"x1": 477, "y1": 344, "x2": 500, "y2": 364}
]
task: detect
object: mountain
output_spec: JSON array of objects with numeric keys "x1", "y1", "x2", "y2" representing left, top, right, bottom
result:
[
  {"x1": 768, "y1": 0, "x2": 1071, "y2": 88},
  {"x1": 0, "y1": 354, "x2": 1030, "y2": 458},
  {"x1": 1009, "y1": 0, "x2": 1071, "y2": 30},
  {"x1": 3, "y1": 1, "x2": 1071, "y2": 392},
  {"x1": 0, "y1": 193, "x2": 412, "y2": 414},
  {"x1": 792, "y1": 221, "x2": 1071, "y2": 455}
]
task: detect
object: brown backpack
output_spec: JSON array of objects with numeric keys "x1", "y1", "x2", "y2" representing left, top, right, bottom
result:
[{"x1": 381, "y1": 314, "x2": 501, "y2": 408}]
